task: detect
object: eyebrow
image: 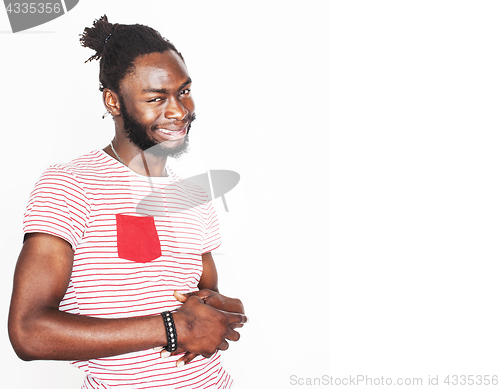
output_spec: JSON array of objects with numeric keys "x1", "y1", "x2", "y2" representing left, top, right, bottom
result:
[{"x1": 142, "y1": 77, "x2": 192, "y2": 94}]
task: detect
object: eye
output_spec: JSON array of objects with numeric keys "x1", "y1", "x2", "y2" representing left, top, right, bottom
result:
[
  {"x1": 179, "y1": 89, "x2": 191, "y2": 97},
  {"x1": 147, "y1": 97, "x2": 163, "y2": 103}
]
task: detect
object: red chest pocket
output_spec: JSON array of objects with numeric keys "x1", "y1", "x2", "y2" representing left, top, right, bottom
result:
[{"x1": 116, "y1": 213, "x2": 162, "y2": 263}]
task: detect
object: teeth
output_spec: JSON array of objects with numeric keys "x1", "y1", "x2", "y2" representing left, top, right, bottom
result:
[
  {"x1": 157, "y1": 127, "x2": 186, "y2": 138},
  {"x1": 159, "y1": 129, "x2": 176, "y2": 134}
]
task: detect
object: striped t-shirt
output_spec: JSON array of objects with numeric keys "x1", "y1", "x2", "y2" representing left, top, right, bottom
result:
[{"x1": 23, "y1": 149, "x2": 232, "y2": 389}]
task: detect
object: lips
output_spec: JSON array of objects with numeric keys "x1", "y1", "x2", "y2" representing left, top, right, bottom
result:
[{"x1": 155, "y1": 125, "x2": 187, "y2": 140}]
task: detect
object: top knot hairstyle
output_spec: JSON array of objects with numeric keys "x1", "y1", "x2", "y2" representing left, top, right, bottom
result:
[{"x1": 80, "y1": 15, "x2": 183, "y2": 92}]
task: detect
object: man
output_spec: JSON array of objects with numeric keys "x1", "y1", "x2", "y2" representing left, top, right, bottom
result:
[{"x1": 8, "y1": 15, "x2": 246, "y2": 389}]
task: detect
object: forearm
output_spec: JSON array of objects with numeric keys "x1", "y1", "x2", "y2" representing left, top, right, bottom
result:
[
  {"x1": 9, "y1": 308, "x2": 167, "y2": 361},
  {"x1": 9, "y1": 238, "x2": 245, "y2": 362},
  {"x1": 9, "y1": 296, "x2": 245, "y2": 362}
]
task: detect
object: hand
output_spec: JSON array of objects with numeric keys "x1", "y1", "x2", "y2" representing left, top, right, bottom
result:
[
  {"x1": 155, "y1": 292, "x2": 247, "y2": 366},
  {"x1": 174, "y1": 290, "x2": 245, "y2": 316},
  {"x1": 173, "y1": 295, "x2": 246, "y2": 359},
  {"x1": 170, "y1": 290, "x2": 246, "y2": 366}
]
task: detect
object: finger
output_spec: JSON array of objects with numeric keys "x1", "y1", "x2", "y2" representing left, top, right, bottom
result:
[
  {"x1": 196, "y1": 289, "x2": 212, "y2": 301},
  {"x1": 219, "y1": 296, "x2": 244, "y2": 314},
  {"x1": 201, "y1": 351, "x2": 215, "y2": 359},
  {"x1": 173, "y1": 290, "x2": 189, "y2": 303},
  {"x1": 218, "y1": 340, "x2": 229, "y2": 351},
  {"x1": 160, "y1": 349, "x2": 171, "y2": 358},
  {"x1": 225, "y1": 328, "x2": 241, "y2": 342},
  {"x1": 171, "y1": 347, "x2": 186, "y2": 356},
  {"x1": 226, "y1": 312, "x2": 248, "y2": 326},
  {"x1": 176, "y1": 352, "x2": 198, "y2": 368},
  {"x1": 199, "y1": 294, "x2": 210, "y2": 303}
]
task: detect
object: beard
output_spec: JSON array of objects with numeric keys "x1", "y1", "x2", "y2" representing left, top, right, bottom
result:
[{"x1": 120, "y1": 97, "x2": 195, "y2": 158}]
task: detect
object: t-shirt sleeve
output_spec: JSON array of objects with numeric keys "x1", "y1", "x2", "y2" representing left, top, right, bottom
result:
[
  {"x1": 23, "y1": 166, "x2": 91, "y2": 251},
  {"x1": 202, "y1": 200, "x2": 222, "y2": 254}
]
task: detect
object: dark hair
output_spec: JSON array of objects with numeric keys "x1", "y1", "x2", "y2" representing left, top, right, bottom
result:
[{"x1": 80, "y1": 15, "x2": 183, "y2": 92}]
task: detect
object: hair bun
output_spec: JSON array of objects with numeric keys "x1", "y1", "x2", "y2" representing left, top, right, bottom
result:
[
  {"x1": 80, "y1": 15, "x2": 116, "y2": 63},
  {"x1": 80, "y1": 15, "x2": 181, "y2": 92}
]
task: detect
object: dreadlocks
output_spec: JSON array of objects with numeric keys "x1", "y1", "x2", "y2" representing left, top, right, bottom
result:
[{"x1": 80, "y1": 15, "x2": 183, "y2": 92}]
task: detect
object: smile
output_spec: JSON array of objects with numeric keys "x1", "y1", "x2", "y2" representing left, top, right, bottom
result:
[{"x1": 156, "y1": 126, "x2": 187, "y2": 140}]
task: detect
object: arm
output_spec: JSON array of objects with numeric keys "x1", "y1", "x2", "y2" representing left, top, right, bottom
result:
[
  {"x1": 198, "y1": 251, "x2": 220, "y2": 291},
  {"x1": 171, "y1": 252, "x2": 246, "y2": 366},
  {"x1": 195, "y1": 252, "x2": 244, "y2": 313},
  {"x1": 8, "y1": 233, "x2": 166, "y2": 361},
  {"x1": 8, "y1": 233, "x2": 245, "y2": 361}
]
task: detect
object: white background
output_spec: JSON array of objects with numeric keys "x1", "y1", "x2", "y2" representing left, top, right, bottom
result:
[
  {"x1": 0, "y1": 1, "x2": 329, "y2": 388},
  {"x1": 331, "y1": 1, "x2": 500, "y2": 387},
  {"x1": 2, "y1": 1, "x2": 500, "y2": 389}
]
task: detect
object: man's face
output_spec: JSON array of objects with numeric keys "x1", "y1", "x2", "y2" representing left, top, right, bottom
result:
[{"x1": 117, "y1": 50, "x2": 195, "y2": 158}]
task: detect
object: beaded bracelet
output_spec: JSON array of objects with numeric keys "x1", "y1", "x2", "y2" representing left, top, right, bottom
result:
[{"x1": 160, "y1": 311, "x2": 178, "y2": 353}]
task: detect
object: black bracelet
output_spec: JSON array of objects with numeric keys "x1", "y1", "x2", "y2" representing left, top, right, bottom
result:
[{"x1": 160, "y1": 311, "x2": 177, "y2": 353}]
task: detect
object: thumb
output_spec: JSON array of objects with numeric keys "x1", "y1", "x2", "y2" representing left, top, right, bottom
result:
[
  {"x1": 176, "y1": 352, "x2": 198, "y2": 368},
  {"x1": 173, "y1": 290, "x2": 188, "y2": 303}
]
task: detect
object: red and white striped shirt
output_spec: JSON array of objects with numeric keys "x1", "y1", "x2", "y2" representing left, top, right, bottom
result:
[{"x1": 23, "y1": 150, "x2": 232, "y2": 388}]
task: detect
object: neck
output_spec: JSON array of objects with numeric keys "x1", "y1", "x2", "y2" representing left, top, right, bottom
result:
[
  {"x1": 107, "y1": 139, "x2": 169, "y2": 177},
  {"x1": 131, "y1": 150, "x2": 168, "y2": 177}
]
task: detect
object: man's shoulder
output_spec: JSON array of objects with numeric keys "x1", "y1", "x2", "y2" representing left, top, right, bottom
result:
[
  {"x1": 38, "y1": 150, "x2": 119, "y2": 190},
  {"x1": 46, "y1": 150, "x2": 115, "y2": 176},
  {"x1": 58, "y1": 149, "x2": 109, "y2": 170}
]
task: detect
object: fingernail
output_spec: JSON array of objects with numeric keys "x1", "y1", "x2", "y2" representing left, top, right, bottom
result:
[
  {"x1": 153, "y1": 346, "x2": 164, "y2": 351},
  {"x1": 176, "y1": 360, "x2": 185, "y2": 368},
  {"x1": 160, "y1": 350, "x2": 171, "y2": 358}
]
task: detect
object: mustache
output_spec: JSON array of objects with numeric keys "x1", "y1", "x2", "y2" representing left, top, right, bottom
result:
[{"x1": 153, "y1": 112, "x2": 196, "y2": 130}]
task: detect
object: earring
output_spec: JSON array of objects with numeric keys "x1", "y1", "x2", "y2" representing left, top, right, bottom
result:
[{"x1": 102, "y1": 111, "x2": 110, "y2": 119}]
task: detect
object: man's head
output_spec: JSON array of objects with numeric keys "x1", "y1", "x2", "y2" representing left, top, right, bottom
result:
[
  {"x1": 80, "y1": 16, "x2": 194, "y2": 158},
  {"x1": 80, "y1": 15, "x2": 183, "y2": 94},
  {"x1": 118, "y1": 50, "x2": 196, "y2": 158}
]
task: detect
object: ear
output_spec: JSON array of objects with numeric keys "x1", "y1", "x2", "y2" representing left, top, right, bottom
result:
[{"x1": 102, "y1": 88, "x2": 122, "y2": 117}]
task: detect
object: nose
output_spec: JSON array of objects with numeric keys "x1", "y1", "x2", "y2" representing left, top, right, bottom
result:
[{"x1": 165, "y1": 97, "x2": 188, "y2": 121}]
